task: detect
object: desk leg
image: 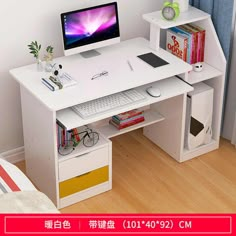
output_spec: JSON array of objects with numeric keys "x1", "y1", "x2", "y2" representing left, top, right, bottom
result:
[{"x1": 143, "y1": 94, "x2": 187, "y2": 162}]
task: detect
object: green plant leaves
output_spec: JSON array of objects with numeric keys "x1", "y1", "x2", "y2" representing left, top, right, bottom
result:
[
  {"x1": 28, "y1": 41, "x2": 54, "y2": 60},
  {"x1": 27, "y1": 41, "x2": 41, "y2": 58},
  {"x1": 46, "y1": 45, "x2": 53, "y2": 54}
]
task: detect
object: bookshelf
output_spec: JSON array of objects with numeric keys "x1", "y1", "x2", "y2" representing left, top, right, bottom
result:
[
  {"x1": 143, "y1": 6, "x2": 209, "y2": 50},
  {"x1": 143, "y1": 6, "x2": 226, "y2": 162}
]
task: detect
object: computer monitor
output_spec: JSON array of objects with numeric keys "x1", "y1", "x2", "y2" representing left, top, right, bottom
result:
[{"x1": 61, "y1": 2, "x2": 120, "y2": 58}]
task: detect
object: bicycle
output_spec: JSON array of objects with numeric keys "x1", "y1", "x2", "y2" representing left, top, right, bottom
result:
[{"x1": 58, "y1": 126, "x2": 99, "y2": 156}]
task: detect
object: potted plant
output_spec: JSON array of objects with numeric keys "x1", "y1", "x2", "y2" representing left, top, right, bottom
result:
[{"x1": 27, "y1": 41, "x2": 43, "y2": 71}]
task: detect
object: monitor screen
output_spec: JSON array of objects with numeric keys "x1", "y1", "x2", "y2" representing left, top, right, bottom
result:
[{"x1": 61, "y1": 2, "x2": 120, "y2": 56}]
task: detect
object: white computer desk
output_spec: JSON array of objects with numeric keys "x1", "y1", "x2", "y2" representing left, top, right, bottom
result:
[{"x1": 10, "y1": 37, "x2": 193, "y2": 208}]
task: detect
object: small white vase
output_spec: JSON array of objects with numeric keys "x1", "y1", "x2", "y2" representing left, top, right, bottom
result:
[
  {"x1": 175, "y1": 0, "x2": 189, "y2": 12},
  {"x1": 45, "y1": 60, "x2": 53, "y2": 72},
  {"x1": 36, "y1": 58, "x2": 44, "y2": 72}
]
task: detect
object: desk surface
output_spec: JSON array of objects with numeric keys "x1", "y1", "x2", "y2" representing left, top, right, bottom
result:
[{"x1": 10, "y1": 38, "x2": 192, "y2": 111}]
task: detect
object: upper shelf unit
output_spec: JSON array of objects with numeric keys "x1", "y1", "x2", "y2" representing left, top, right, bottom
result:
[
  {"x1": 143, "y1": 6, "x2": 226, "y2": 85},
  {"x1": 143, "y1": 6, "x2": 210, "y2": 29},
  {"x1": 143, "y1": 5, "x2": 227, "y2": 161}
]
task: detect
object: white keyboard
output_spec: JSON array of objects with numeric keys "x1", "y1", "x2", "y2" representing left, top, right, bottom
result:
[{"x1": 72, "y1": 89, "x2": 147, "y2": 119}]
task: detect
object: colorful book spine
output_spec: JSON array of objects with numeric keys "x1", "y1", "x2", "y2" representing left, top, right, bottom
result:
[
  {"x1": 178, "y1": 25, "x2": 198, "y2": 64},
  {"x1": 166, "y1": 29, "x2": 188, "y2": 62},
  {"x1": 114, "y1": 109, "x2": 144, "y2": 121},
  {"x1": 120, "y1": 116, "x2": 144, "y2": 127},
  {"x1": 57, "y1": 122, "x2": 76, "y2": 148},
  {"x1": 57, "y1": 124, "x2": 60, "y2": 148},
  {"x1": 42, "y1": 78, "x2": 59, "y2": 91},
  {"x1": 57, "y1": 123, "x2": 62, "y2": 148},
  {"x1": 180, "y1": 24, "x2": 200, "y2": 63},
  {"x1": 112, "y1": 113, "x2": 144, "y2": 125},
  {"x1": 187, "y1": 23, "x2": 206, "y2": 62},
  {"x1": 72, "y1": 128, "x2": 80, "y2": 142},
  {"x1": 110, "y1": 116, "x2": 145, "y2": 130}
]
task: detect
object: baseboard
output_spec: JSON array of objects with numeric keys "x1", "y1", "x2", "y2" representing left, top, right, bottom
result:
[{"x1": 0, "y1": 147, "x2": 25, "y2": 164}]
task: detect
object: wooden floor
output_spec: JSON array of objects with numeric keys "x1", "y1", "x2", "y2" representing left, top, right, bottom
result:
[{"x1": 15, "y1": 129, "x2": 236, "y2": 213}]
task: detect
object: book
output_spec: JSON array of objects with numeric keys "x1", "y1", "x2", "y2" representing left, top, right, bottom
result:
[
  {"x1": 120, "y1": 116, "x2": 145, "y2": 128},
  {"x1": 42, "y1": 77, "x2": 60, "y2": 91},
  {"x1": 185, "y1": 24, "x2": 201, "y2": 63},
  {"x1": 109, "y1": 116, "x2": 145, "y2": 130},
  {"x1": 179, "y1": 25, "x2": 199, "y2": 64},
  {"x1": 114, "y1": 109, "x2": 144, "y2": 121},
  {"x1": 166, "y1": 29, "x2": 188, "y2": 62},
  {"x1": 59, "y1": 72, "x2": 77, "y2": 88},
  {"x1": 42, "y1": 73, "x2": 77, "y2": 91},
  {"x1": 178, "y1": 25, "x2": 198, "y2": 64},
  {"x1": 57, "y1": 123, "x2": 61, "y2": 148},
  {"x1": 187, "y1": 23, "x2": 206, "y2": 62},
  {"x1": 112, "y1": 113, "x2": 144, "y2": 125},
  {"x1": 57, "y1": 122, "x2": 76, "y2": 148},
  {"x1": 168, "y1": 27, "x2": 192, "y2": 63},
  {"x1": 71, "y1": 128, "x2": 80, "y2": 142}
]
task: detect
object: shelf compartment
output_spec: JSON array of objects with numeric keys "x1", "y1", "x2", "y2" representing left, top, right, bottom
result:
[
  {"x1": 187, "y1": 63, "x2": 223, "y2": 85},
  {"x1": 183, "y1": 139, "x2": 218, "y2": 162},
  {"x1": 58, "y1": 131, "x2": 110, "y2": 162},
  {"x1": 98, "y1": 110, "x2": 164, "y2": 139},
  {"x1": 143, "y1": 6, "x2": 210, "y2": 29}
]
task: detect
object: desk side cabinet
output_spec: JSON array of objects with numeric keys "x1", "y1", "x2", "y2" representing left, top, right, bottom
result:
[
  {"x1": 143, "y1": 6, "x2": 226, "y2": 162},
  {"x1": 20, "y1": 86, "x2": 112, "y2": 209}
]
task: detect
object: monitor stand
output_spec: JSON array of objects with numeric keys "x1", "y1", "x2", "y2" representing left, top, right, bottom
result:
[{"x1": 80, "y1": 50, "x2": 101, "y2": 59}]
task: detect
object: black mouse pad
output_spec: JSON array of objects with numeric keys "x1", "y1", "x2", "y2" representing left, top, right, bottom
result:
[{"x1": 137, "y1": 52, "x2": 169, "y2": 68}]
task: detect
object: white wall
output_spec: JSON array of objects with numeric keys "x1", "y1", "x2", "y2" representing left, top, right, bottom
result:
[
  {"x1": 222, "y1": 21, "x2": 236, "y2": 140},
  {"x1": 0, "y1": 0, "x2": 163, "y2": 155}
]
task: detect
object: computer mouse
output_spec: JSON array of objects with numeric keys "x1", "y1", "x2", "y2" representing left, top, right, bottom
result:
[{"x1": 146, "y1": 87, "x2": 161, "y2": 97}]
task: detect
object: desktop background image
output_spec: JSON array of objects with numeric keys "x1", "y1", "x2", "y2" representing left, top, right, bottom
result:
[{"x1": 64, "y1": 5, "x2": 119, "y2": 49}]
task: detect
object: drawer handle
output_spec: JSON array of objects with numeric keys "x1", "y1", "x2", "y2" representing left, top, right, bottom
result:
[
  {"x1": 76, "y1": 172, "x2": 91, "y2": 178},
  {"x1": 75, "y1": 153, "x2": 89, "y2": 158}
]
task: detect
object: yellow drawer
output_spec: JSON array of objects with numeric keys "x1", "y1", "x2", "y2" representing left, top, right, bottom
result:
[{"x1": 59, "y1": 166, "x2": 109, "y2": 198}]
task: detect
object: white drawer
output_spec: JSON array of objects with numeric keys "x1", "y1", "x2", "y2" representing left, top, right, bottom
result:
[{"x1": 59, "y1": 146, "x2": 109, "y2": 182}]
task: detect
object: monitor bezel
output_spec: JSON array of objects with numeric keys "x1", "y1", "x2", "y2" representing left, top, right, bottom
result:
[{"x1": 60, "y1": 2, "x2": 120, "y2": 56}]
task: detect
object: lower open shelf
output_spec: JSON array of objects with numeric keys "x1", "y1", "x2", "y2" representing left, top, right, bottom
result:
[
  {"x1": 98, "y1": 110, "x2": 164, "y2": 139},
  {"x1": 58, "y1": 129, "x2": 110, "y2": 162},
  {"x1": 182, "y1": 139, "x2": 219, "y2": 162},
  {"x1": 187, "y1": 63, "x2": 223, "y2": 85}
]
